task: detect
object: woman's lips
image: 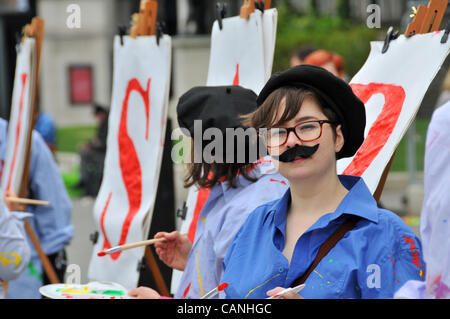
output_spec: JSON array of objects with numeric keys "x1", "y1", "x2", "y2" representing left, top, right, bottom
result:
[{"x1": 292, "y1": 156, "x2": 306, "y2": 164}]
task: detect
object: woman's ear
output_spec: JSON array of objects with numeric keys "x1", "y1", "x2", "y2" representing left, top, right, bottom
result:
[{"x1": 335, "y1": 124, "x2": 344, "y2": 154}]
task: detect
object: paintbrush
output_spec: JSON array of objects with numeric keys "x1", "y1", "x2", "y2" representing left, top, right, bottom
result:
[
  {"x1": 200, "y1": 282, "x2": 229, "y2": 299},
  {"x1": 4, "y1": 196, "x2": 50, "y2": 206},
  {"x1": 97, "y1": 237, "x2": 167, "y2": 257}
]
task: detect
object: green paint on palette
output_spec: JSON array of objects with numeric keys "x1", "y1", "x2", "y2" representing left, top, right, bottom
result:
[{"x1": 92, "y1": 290, "x2": 125, "y2": 296}]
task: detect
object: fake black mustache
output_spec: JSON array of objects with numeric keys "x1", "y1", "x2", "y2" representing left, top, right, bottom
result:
[{"x1": 273, "y1": 144, "x2": 320, "y2": 163}]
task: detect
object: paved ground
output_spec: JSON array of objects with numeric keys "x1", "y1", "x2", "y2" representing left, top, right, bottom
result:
[{"x1": 65, "y1": 196, "x2": 96, "y2": 283}]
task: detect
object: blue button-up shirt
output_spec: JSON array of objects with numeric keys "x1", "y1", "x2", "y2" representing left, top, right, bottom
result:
[
  {"x1": 222, "y1": 175, "x2": 425, "y2": 299},
  {"x1": 175, "y1": 158, "x2": 289, "y2": 299}
]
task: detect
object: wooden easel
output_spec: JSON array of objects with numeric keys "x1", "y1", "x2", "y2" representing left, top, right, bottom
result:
[
  {"x1": 130, "y1": 0, "x2": 158, "y2": 38},
  {"x1": 124, "y1": 0, "x2": 170, "y2": 297},
  {"x1": 21, "y1": 18, "x2": 60, "y2": 285},
  {"x1": 374, "y1": 0, "x2": 448, "y2": 203},
  {"x1": 240, "y1": 0, "x2": 272, "y2": 19},
  {"x1": 405, "y1": 0, "x2": 448, "y2": 37},
  {"x1": 2, "y1": 17, "x2": 59, "y2": 299}
]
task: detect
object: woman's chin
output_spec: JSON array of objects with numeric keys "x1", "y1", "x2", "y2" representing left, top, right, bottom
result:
[{"x1": 278, "y1": 161, "x2": 314, "y2": 181}]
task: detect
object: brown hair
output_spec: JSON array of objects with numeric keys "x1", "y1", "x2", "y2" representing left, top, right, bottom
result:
[
  {"x1": 183, "y1": 143, "x2": 257, "y2": 189},
  {"x1": 241, "y1": 86, "x2": 339, "y2": 132},
  {"x1": 303, "y1": 50, "x2": 345, "y2": 78}
]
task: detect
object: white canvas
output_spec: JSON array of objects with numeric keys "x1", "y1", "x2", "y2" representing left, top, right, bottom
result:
[
  {"x1": 206, "y1": 11, "x2": 266, "y2": 94},
  {"x1": 1, "y1": 38, "x2": 36, "y2": 197},
  {"x1": 338, "y1": 32, "x2": 450, "y2": 194},
  {"x1": 262, "y1": 8, "x2": 278, "y2": 82},
  {"x1": 88, "y1": 35, "x2": 171, "y2": 289}
]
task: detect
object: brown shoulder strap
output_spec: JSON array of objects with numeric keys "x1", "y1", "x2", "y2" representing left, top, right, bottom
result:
[{"x1": 291, "y1": 215, "x2": 361, "y2": 287}]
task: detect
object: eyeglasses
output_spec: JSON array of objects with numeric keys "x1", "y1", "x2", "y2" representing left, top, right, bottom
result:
[{"x1": 259, "y1": 120, "x2": 335, "y2": 148}]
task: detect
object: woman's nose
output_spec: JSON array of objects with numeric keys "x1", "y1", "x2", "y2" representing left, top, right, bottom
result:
[{"x1": 285, "y1": 130, "x2": 303, "y2": 148}]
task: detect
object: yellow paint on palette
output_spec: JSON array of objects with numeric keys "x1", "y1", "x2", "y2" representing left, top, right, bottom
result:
[
  {"x1": 0, "y1": 252, "x2": 21, "y2": 269},
  {"x1": 60, "y1": 286, "x2": 91, "y2": 294}
]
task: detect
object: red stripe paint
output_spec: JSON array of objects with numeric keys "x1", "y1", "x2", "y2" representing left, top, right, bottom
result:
[
  {"x1": 233, "y1": 64, "x2": 239, "y2": 86},
  {"x1": 100, "y1": 78, "x2": 151, "y2": 260},
  {"x1": 187, "y1": 187, "x2": 211, "y2": 243},
  {"x1": 270, "y1": 178, "x2": 287, "y2": 186},
  {"x1": 343, "y1": 83, "x2": 405, "y2": 177},
  {"x1": 99, "y1": 192, "x2": 113, "y2": 254},
  {"x1": 6, "y1": 73, "x2": 28, "y2": 191},
  {"x1": 182, "y1": 282, "x2": 191, "y2": 299}
]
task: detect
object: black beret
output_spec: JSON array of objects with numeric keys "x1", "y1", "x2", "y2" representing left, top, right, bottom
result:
[
  {"x1": 257, "y1": 64, "x2": 366, "y2": 159},
  {"x1": 177, "y1": 85, "x2": 257, "y2": 137}
]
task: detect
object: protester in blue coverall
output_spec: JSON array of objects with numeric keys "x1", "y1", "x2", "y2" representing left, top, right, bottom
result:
[
  {"x1": 0, "y1": 118, "x2": 73, "y2": 298},
  {"x1": 221, "y1": 65, "x2": 425, "y2": 299}
]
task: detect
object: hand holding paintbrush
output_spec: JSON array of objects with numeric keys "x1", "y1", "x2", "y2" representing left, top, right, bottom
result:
[
  {"x1": 97, "y1": 237, "x2": 167, "y2": 256},
  {"x1": 97, "y1": 231, "x2": 191, "y2": 270}
]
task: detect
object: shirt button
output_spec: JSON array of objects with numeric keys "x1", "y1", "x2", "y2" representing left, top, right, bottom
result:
[{"x1": 278, "y1": 267, "x2": 284, "y2": 273}]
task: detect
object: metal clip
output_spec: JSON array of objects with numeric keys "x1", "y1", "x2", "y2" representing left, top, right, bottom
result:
[
  {"x1": 118, "y1": 25, "x2": 127, "y2": 46},
  {"x1": 156, "y1": 21, "x2": 165, "y2": 46},
  {"x1": 15, "y1": 31, "x2": 22, "y2": 53},
  {"x1": 137, "y1": 258, "x2": 146, "y2": 272},
  {"x1": 176, "y1": 201, "x2": 188, "y2": 220},
  {"x1": 89, "y1": 231, "x2": 99, "y2": 245},
  {"x1": 382, "y1": 26, "x2": 400, "y2": 54},
  {"x1": 216, "y1": 2, "x2": 227, "y2": 30},
  {"x1": 441, "y1": 19, "x2": 450, "y2": 44},
  {"x1": 255, "y1": 0, "x2": 265, "y2": 13}
]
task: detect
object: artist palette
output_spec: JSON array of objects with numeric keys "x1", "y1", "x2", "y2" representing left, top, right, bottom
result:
[{"x1": 39, "y1": 281, "x2": 130, "y2": 299}]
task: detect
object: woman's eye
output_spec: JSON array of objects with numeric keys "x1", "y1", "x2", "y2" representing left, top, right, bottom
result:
[{"x1": 299, "y1": 125, "x2": 315, "y2": 131}]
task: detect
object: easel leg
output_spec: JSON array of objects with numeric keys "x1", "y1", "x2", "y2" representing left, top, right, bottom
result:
[
  {"x1": 24, "y1": 220, "x2": 60, "y2": 284},
  {"x1": 374, "y1": 151, "x2": 397, "y2": 203},
  {"x1": 144, "y1": 246, "x2": 170, "y2": 297}
]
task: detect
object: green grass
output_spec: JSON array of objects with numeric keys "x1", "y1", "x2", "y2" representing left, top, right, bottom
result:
[
  {"x1": 56, "y1": 125, "x2": 97, "y2": 153},
  {"x1": 56, "y1": 125, "x2": 96, "y2": 198},
  {"x1": 61, "y1": 165, "x2": 84, "y2": 199},
  {"x1": 273, "y1": 4, "x2": 386, "y2": 78}
]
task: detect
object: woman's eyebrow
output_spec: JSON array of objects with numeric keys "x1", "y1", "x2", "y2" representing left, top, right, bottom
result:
[
  {"x1": 272, "y1": 116, "x2": 319, "y2": 128},
  {"x1": 294, "y1": 116, "x2": 319, "y2": 124}
]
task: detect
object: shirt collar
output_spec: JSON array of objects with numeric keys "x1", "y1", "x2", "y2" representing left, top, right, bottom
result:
[
  {"x1": 219, "y1": 156, "x2": 276, "y2": 201},
  {"x1": 270, "y1": 175, "x2": 379, "y2": 231}
]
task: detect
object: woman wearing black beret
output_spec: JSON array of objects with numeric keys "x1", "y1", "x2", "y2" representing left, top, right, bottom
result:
[{"x1": 221, "y1": 65, "x2": 425, "y2": 299}]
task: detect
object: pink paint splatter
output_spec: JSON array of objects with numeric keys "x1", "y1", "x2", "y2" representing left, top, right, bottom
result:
[{"x1": 389, "y1": 254, "x2": 401, "y2": 284}]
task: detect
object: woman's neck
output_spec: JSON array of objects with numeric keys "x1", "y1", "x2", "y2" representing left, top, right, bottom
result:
[{"x1": 288, "y1": 170, "x2": 348, "y2": 219}]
